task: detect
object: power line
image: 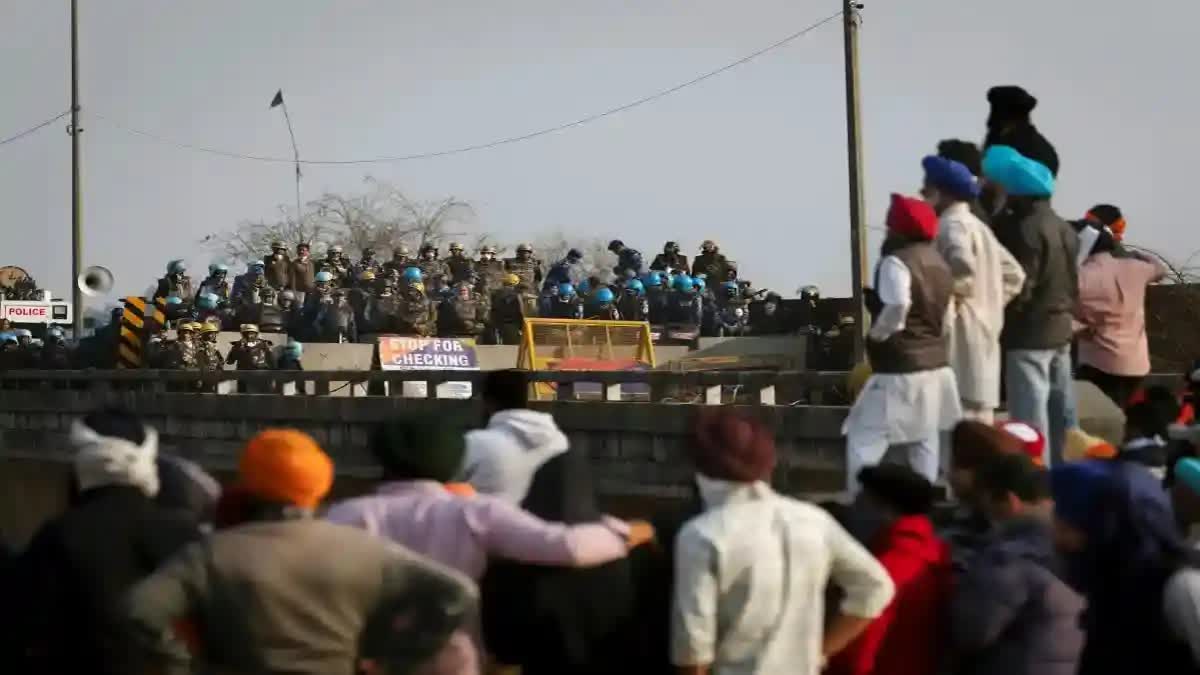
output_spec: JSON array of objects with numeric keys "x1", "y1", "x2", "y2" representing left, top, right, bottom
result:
[
  {"x1": 93, "y1": 11, "x2": 842, "y2": 166},
  {"x1": 0, "y1": 111, "x2": 71, "y2": 148}
]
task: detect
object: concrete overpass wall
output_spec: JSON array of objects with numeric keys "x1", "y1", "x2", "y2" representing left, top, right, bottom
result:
[{"x1": 0, "y1": 386, "x2": 847, "y2": 547}]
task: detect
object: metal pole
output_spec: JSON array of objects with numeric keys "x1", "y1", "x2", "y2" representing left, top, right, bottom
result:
[
  {"x1": 70, "y1": 0, "x2": 84, "y2": 339},
  {"x1": 842, "y1": 1, "x2": 868, "y2": 363},
  {"x1": 280, "y1": 101, "x2": 303, "y2": 224}
]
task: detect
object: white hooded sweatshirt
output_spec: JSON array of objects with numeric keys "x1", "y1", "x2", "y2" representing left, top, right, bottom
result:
[{"x1": 460, "y1": 409, "x2": 569, "y2": 503}]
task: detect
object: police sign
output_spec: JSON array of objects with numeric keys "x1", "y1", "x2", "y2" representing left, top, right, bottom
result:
[
  {"x1": 378, "y1": 337, "x2": 479, "y2": 371},
  {"x1": 0, "y1": 300, "x2": 73, "y2": 324}
]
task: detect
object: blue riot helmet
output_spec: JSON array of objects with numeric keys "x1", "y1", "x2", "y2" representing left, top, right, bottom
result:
[
  {"x1": 403, "y1": 266, "x2": 423, "y2": 283},
  {"x1": 314, "y1": 271, "x2": 334, "y2": 283},
  {"x1": 208, "y1": 263, "x2": 228, "y2": 277},
  {"x1": 722, "y1": 280, "x2": 739, "y2": 295},
  {"x1": 48, "y1": 326, "x2": 64, "y2": 339},
  {"x1": 166, "y1": 296, "x2": 183, "y2": 306},
  {"x1": 167, "y1": 259, "x2": 187, "y2": 275},
  {"x1": 694, "y1": 278, "x2": 707, "y2": 293},
  {"x1": 643, "y1": 271, "x2": 663, "y2": 288},
  {"x1": 249, "y1": 261, "x2": 265, "y2": 274},
  {"x1": 672, "y1": 275, "x2": 694, "y2": 292},
  {"x1": 197, "y1": 293, "x2": 219, "y2": 310},
  {"x1": 627, "y1": 279, "x2": 645, "y2": 296},
  {"x1": 285, "y1": 341, "x2": 303, "y2": 357},
  {"x1": 558, "y1": 282, "x2": 576, "y2": 298},
  {"x1": 577, "y1": 279, "x2": 592, "y2": 294},
  {"x1": 594, "y1": 287, "x2": 615, "y2": 304}
]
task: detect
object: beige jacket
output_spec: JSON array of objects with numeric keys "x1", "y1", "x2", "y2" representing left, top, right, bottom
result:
[{"x1": 124, "y1": 516, "x2": 477, "y2": 675}]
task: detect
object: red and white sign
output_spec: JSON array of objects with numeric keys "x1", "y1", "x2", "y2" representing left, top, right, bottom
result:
[{"x1": 0, "y1": 301, "x2": 73, "y2": 324}]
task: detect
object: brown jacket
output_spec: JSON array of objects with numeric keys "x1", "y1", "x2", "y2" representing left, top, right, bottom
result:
[
  {"x1": 264, "y1": 256, "x2": 291, "y2": 289},
  {"x1": 867, "y1": 241, "x2": 952, "y2": 374},
  {"x1": 290, "y1": 257, "x2": 317, "y2": 292},
  {"x1": 124, "y1": 517, "x2": 477, "y2": 675}
]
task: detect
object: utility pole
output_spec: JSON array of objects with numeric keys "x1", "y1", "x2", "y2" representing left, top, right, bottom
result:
[
  {"x1": 842, "y1": 0, "x2": 868, "y2": 364},
  {"x1": 69, "y1": 0, "x2": 84, "y2": 339}
]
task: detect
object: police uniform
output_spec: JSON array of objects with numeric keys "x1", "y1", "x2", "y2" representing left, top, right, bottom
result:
[
  {"x1": 396, "y1": 288, "x2": 435, "y2": 337},
  {"x1": 226, "y1": 327, "x2": 276, "y2": 370},
  {"x1": 445, "y1": 253, "x2": 475, "y2": 287},
  {"x1": 156, "y1": 275, "x2": 194, "y2": 303},
  {"x1": 504, "y1": 257, "x2": 543, "y2": 295},
  {"x1": 417, "y1": 259, "x2": 450, "y2": 292},
  {"x1": 488, "y1": 286, "x2": 526, "y2": 345},
  {"x1": 439, "y1": 292, "x2": 486, "y2": 337},
  {"x1": 196, "y1": 327, "x2": 224, "y2": 373}
]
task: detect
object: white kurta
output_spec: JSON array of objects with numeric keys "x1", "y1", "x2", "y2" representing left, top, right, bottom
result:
[
  {"x1": 935, "y1": 202, "x2": 1026, "y2": 408},
  {"x1": 842, "y1": 255, "x2": 961, "y2": 444}
]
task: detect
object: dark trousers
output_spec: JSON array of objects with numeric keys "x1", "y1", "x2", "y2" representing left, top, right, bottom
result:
[{"x1": 1077, "y1": 364, "x2": 1143, "y2": 409}]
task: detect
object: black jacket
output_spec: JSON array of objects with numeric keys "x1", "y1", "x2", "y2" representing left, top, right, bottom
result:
[
  {"x1": 994, "y1": 199, "x2": 1078, "y2": 350},
  {"x1": 2, "y1": 486, "x2": 201, "y2": 675},
  {"x1": 481, "y1": 450, "x2": 642, "y2": 675}
]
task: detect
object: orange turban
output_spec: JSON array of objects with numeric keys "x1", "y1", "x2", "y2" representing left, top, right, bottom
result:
[{"x1": 238, "y1": 429, "x2": 334, "y2": 510}]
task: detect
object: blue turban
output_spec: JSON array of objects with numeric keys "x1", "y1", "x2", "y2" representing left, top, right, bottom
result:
[
  {"x1": 1050, "y1": 460, "x2": 1115, "y2": 535},
  {"x1": 922, "y1": 155, "x2": 980, "y2": 199},
  {"x1": 982, "y1": 145, "x2": 1055, "y2": 197},
  {"x1": 1176, "y1": 458, "x2": 1200, "y2": 495}
]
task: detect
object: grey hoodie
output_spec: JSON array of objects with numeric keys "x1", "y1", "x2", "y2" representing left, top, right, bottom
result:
[{"x1": 461, "y1": 409, "x2": 569, "y2": 503}]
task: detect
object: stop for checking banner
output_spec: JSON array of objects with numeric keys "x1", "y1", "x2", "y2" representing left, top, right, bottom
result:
[{"x1": 377, "y1": 336, "x2": 479, "y2": 371}]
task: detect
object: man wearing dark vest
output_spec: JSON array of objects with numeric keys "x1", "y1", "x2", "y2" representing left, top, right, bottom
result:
[{"x1": 844, "y1": 193, "x2": 961, "y2": 494}]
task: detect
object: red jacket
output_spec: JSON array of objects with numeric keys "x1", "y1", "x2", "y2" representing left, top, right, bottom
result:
[{"x1": 827, "y1": 515, "x2": 952, "y2": 675}]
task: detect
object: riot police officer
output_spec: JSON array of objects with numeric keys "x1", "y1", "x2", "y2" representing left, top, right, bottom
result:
[
  {"x1": 196, "y1": 322, "x2": 224, "y2": 373},
  {"x1": 445, "y1": 242, "x2": 475, "y2": 287},
  {"x1": 543, "y1": 249, "x2": 583, "y2": 292},
  {"x1": 350, "y1": 270, "x2": 378, "y2": 336},
  {"x1": 546, "y1": 283, "x2": 584, "y2": 320},
  {"x1": 232, "y1": 261, "x2": 267, "y2": 302},
  {"x1": 487, "y1": 274, "x2": 526, "y2": 345},
  {"x1": 39, "y1": 327, "x2": 71, "y2": 369},
  {"x1": 264, "y1": 241, "x2": 291, "y2": 289},
  {"x1": 504, "y1": 243, "x2": 543, "y2": 295},
  {"x1": 321, "y1": 246, "x2": 349, "y2": 286},
  {"x1": 165, "y1": 322, "x2": 200, "y2": 370},
  {"x1": 395, "y1": 281, "x2": 435, "y2": 337},
  {"x1": 439, "y1": 283, "x2": 486, "y2": 338},
  {"x1": 584, "y1": 287, "x2": 621, "y2": 321},
  {"x1": 196, "y1": 264, "x2": 231, "y2": 305},
  {"x1": 608, "y1": 240, "x2": 644, "y2": 279},
  {"x1": 278, "y1": 341, "x2": 304, "y2": 370},
  {"x1": 617, "y1": 279, "x2": 649, "y2": 322},
  {"x1": 416, "y1": 244, "x2": 450, "y2": 295},
  {"x1": 290, "y1": 243, "x2": 316, "y2": 294},
  {"x1": 691, "y1": 240, "x2": 732, "y2": 281},
  {"x1": 156, "y1": 260, "x2": 194, "y2": 303},
  {"x1": 354, "y1": 247, "x2": 382, "y2": 279},
  {"x1": 474, "y1": 245, "x2": 506, "y2": 292},
  {"x1": 643, "y1": 271, "x2": 669, "y2": 324},
  {"x1": 226, "y1": 324, "x2": 276, "y2": 371},
  {"x1": 194, "y1": 292, "x2": 226, "y2": 329},
  {"x1": 713, "y1": 280, "x2": 750, "y2": 337},
  {"x1": 383, "y1": 245, "x2": 413, "y2": 278},
  {"x1": 665, "y1": 275, "x2": 703, "y2": 326},
  {"x1": 650, "y1": 241, "x2": 689, "y2": 274},
  {"x1": 256, "y1": 286, "x2": 289, "y2": 334}
]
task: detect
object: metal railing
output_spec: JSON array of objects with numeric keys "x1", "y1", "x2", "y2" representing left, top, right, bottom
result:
[{"x1": 0, "y1": 369, "x2": 853, "y2": 406}]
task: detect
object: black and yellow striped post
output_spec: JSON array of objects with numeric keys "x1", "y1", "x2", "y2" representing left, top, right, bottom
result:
[{"x1": 116, "y1": 296, "x2": 167, "y2": 368}]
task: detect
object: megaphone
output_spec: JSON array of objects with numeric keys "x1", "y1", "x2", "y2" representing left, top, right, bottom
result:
[{"x1": 78, "y1": 265, "x2": 114, "y2": 297}]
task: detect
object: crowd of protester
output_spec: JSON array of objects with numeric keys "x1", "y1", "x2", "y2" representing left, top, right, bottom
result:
[
  {"x1": 845, "y1": 84, "x2": 1167, "y2": 493},
  {"x1": 5, "y1": 365, "x2": 1200, "y2": 674}
]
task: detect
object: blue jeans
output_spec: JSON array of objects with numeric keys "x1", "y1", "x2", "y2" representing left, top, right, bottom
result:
[{"x1": 1005, "y1": 346, "x2": 1078, "y2": 466}]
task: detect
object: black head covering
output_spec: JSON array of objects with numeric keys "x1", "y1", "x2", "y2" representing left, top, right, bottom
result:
[
  {"x1": 983, "y1": 85, "x2": 1060, "y2": 176},
  {"x1": 370, "y1": 416, "x2": 466, "y2": 482}
]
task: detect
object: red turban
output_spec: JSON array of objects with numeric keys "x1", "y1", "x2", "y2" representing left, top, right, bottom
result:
[
  {"x1": 886, "y1": 193, "x2": 939, "y2": 241},
  {"x1": 691, "y1": 410, "x2": 776, "y2": 482}
]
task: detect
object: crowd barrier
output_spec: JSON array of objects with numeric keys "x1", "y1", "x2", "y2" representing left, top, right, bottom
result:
[{"x1": 0, "y1": 368, "x2": 850, "y2": 406}]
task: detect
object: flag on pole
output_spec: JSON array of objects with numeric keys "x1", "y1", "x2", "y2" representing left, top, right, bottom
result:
[{"x1": 269, "y1": 90, "x2": 284, "y2": 109}]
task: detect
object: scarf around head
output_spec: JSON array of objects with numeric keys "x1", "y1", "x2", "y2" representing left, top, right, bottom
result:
[{"x1": 71, "y1": 419, "x2": 160, "y2": 497}]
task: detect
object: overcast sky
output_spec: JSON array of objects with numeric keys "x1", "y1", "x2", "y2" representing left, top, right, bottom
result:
[{"x1": 1, "y1": 0, "x2": 1196, "y2": 303}]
